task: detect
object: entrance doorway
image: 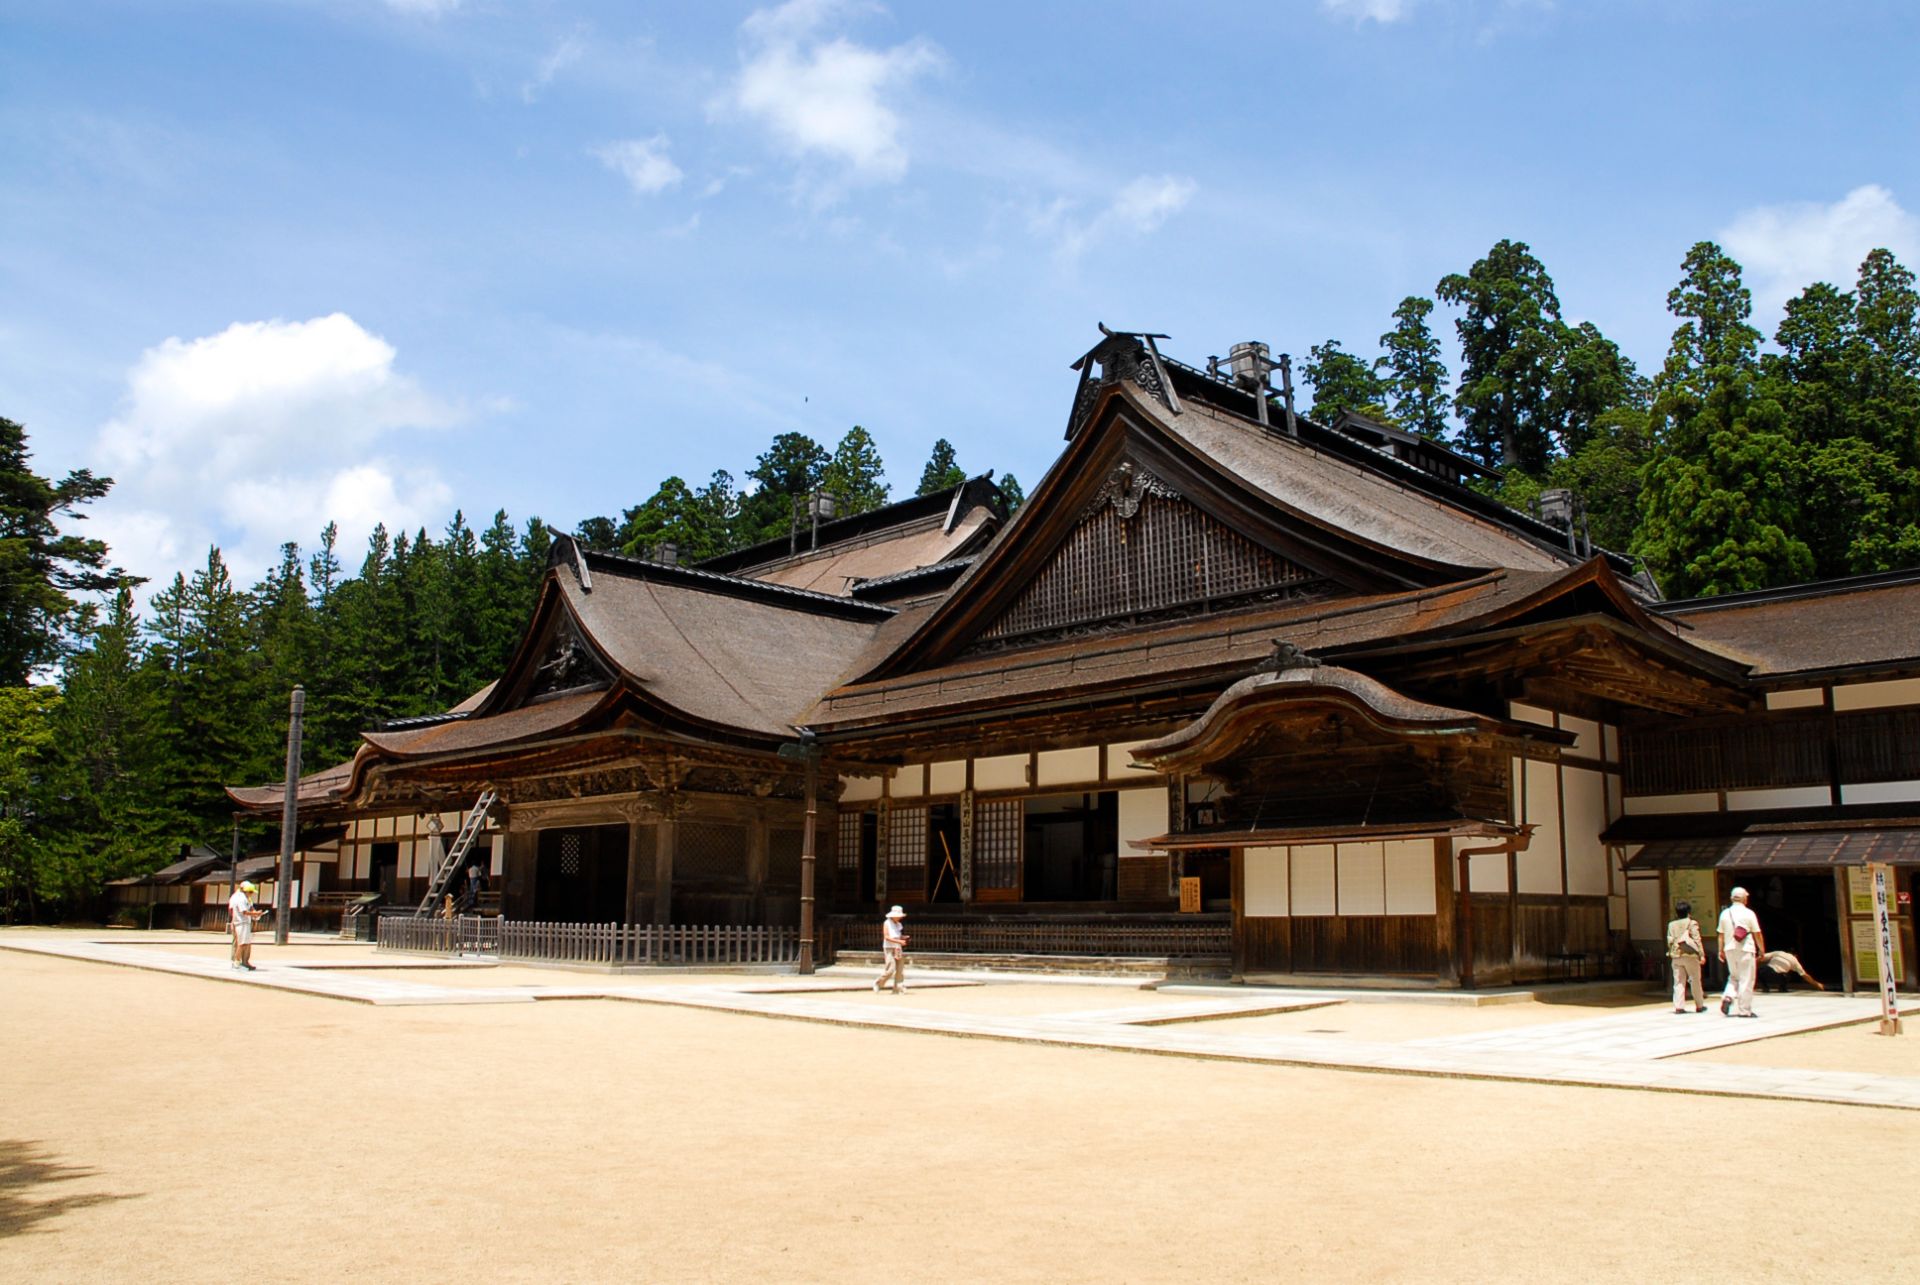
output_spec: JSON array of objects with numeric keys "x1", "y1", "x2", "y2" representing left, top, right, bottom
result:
[
  {"x1": 535, "y1": 825, "x2": 629, "y2": 923},
  {"x1": 928, "y1": 803, "x2": 962, "y2": 903},
  {"x1": 1022, "y1": 793, "x2": 1118, "y2": 902},
  {"x1": 1740, "y1": 873, "x2": 1842, "y2": 988},
  {"x1": 370, "y1": 842, "x2": 398, "y2": 904}
]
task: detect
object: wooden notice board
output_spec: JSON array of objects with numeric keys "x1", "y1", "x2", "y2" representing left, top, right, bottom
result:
[{"x1": 1179, "y1": 876, "x2": 1202, "y2": 914}]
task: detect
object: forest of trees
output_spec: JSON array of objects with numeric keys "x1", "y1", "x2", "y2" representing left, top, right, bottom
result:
[
  {"x1": 0, "y1": 425, "x2": 1008, "y2": 921},
  {"x1": 5, "y1": 235, "x2": 1920, "y2": 921}
]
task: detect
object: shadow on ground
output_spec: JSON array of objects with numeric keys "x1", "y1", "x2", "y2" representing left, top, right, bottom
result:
[{"x1": 0, "y1": 1139, "x2": 137, "y2": 1238}]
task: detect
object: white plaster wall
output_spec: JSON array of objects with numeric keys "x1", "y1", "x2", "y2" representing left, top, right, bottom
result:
[
  {"x1": 1116, "y1": 787, "x2": 1170, "y2": 857},
  {"x1": 1244, "y1": 846, "x2": 1289, "y2": 917},
  {"x1": 891, "y1": 765, "x2": 925, "y2": 799},
  {"x1": 1601, "y1": 723, "x2": 1619, "y2": 764},
  {"x1": 973, "y1": 755, "x2": 1027, "y2": 791},
  {"x1": 840, "y1": 774, "x2": 883, "y2": 802},
  {"x1": 1727, "y1": 786, "x2": 1830, "y2": 811},
  {"x1": 1105, "y1": 741, "x2": 1158, "y2": 778},
  {"x1": 1563, "y1": 766, "x2": 1610, "y2": 896},
  {"x1": 1457, "y1": 835, "x2": 1506, "y2": 893},
  {"x1": 1832, "y1": 677, "x2": 1920, "y2": 710},
  {"x1": 1291, "y1": 845, "x2": 1336, "y2": 916},
  {"x1": 1560, "y1": 715, "x2": 1600, "y2": 758},
  {"x1": 1382, "y1": 839, "x2": 1435, "y2": 915},
  {"x1": 1509, "y1": 701, "x2": 1551, "y2": 726},
  {"x1": 1517, "y1": 759, "x2": 1564, "y2": 894},
  {"x1": 1623, "y1": 792, "x2": 1721, "y2": 815},
  {"x1": 1766, "y1": 688, "x2": 1825, "y2": 711},
  {"x1": 1336, "y1": 842, "x2": 1386, "y2": 915},
  {"x1": 1035, "y1": 747, "x2": 1101, "y2": 786},
  {"x1": 490, "y1": 834, "x2": 504, "y2": 876},
  {"x1": 1841, "y1": 779, "x2": 1920, "y2": 805},
  {"x1": 928, "y1": 760, "x2": 967, "y2": 796},
  {"x1": 1627, "y1": 871, "x2": 1663, "y2": 940}
]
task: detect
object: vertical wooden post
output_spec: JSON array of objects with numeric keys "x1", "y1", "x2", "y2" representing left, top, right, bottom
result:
[
  {"x1": 799, "y1": 747, "x2": 817, "y2": 975},
  {"x1": 275, "y1": 685, "x2": 304, "y2": 945},
  {"x1": 1433, "y1": 836, "x2": 1458, "y2": 986},
  {"x1": 653, "y1": 819, "x2": 676, "y2": 926},
  {"x1": 624, "y1": 817, "x2": 646, "y2": 925}
]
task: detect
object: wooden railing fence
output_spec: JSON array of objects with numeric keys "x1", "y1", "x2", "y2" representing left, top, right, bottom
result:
[
  {"x1": 828, "y1": 916, "x2": 1229, "y2": 958},
  {"x1": 375, "y1": 914, "x2": 801, "y2": 967}
]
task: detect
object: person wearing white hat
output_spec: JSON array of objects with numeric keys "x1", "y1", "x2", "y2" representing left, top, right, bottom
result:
[
  {"x1": 228, "y1": 880, "x2": 265, "y2": 971},
  {"x1": 1716, "y1": 886, "x2": 1765, "y2": 1017},
  {"x1": 872, "y1": 905, "x2": 910, "y2": 994}
]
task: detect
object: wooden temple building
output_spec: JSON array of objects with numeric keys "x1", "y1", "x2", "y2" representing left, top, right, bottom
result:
[{"x1": 227, "y1": 329, "x2": 1920, "y2": 989}]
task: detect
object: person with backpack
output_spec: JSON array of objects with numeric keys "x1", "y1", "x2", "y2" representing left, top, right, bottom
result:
[{"x1": 1666, "y1": 899, "x2": 1707, "y2": 1013}]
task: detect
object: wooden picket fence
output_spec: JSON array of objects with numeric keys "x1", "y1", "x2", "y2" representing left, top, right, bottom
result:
[{"x1": 375, "y1": 914, "x2": 801, "y2": 967}]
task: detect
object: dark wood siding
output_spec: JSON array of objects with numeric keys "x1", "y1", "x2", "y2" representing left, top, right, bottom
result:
[{"x1": 1240, "y1": 915, "x2": 1440, "y2": 975}]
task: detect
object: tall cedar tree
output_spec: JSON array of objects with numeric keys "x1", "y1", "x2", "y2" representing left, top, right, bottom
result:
[
  {"x1": 737, "y1": 432, "x2": 829, "y2": 546},
  {"x1": 1301, "y1": 340, "x2": 1394, "y2": 424},
  {"x1": 0, "y1": 417, "x2": 121, "y2": 683},
  {"x1": 1377, "y1": 297, "x2": 1451, "y2": 439},
  {"x1": 1437, "y1": 240, "x2": 1566, "y2": 473},
  {"x1": 917, "y1": 438, "x2": 965, "y2": 495},
  {"x1": 822, "y1": 426, "x2": 889, "y2": 515},
  {"x1": 1635, "y1": 241, "x2": 1811, "y2": 597}
]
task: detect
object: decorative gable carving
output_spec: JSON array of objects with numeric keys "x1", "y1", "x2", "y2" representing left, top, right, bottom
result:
[
  {"x1": 969, "y1": 460, "x2": 1335, "y2": 653},
  {"x1": 527, "y1": 618, "x2": 613, "y2": 700}
]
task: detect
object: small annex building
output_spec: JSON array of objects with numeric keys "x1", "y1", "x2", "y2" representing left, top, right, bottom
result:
[{"x1": 228, "y1": 328, "x2": 1920, "y2": 990}]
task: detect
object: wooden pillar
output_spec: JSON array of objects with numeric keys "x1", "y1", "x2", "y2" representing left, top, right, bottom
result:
[
  {"x1": 1507, "y1": 846, "x2": 1520, "y2": 976},
  {"x1": 1229, "y1": 848, "x2": 1246, "y2": 978},
  {"x1": 624, "y1": 818, "x2": 647, "y2": 925},
  {"x1": 748, "y1": 810, "x2": 769, "y2": 921},
  {"x1": 1434, "y1": 837, "x2": 1459, "y2": 986},
  {"x1": 1837, "y1": 865, "x2": 1858, "y2": 995},
  {"x1": 653, "y1": 819, "x2": 676, "y2": 926}
]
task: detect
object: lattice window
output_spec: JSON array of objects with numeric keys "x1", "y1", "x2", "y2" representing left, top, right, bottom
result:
[
  {"x1": 837, "y1": 813, "x2": 863, "y2": 871},
  {"x1": 768, "y1": 828, "x2": 804, "y2": 888},
  {"x1": 974, "y1": 799, "x2": 1021, "y2": 891},
  {"x1": 558, "y1": 833, "x2": 582, "y2": 878},
  {"x1": 888, "y1": 806, "x2": 927, "y2": 874},
  {"x1": 981, "y1": 493, "x2": 1320, "y2": 642},
  {"x1": 676, "y1": 822, "x2": 748, "y2": 886}
]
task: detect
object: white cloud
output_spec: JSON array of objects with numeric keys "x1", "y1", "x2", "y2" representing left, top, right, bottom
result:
[
  {"x1": 91, "y1": 314, "x2": 461, "y2": 592},
  {"x1": 592, "y1": 135, "x2": 684, "y2": 196},
  {"x1": 522, "y1": 31, "x2": 588, "y2": 104},
  {"x1": 1322, "y1": 0, "x2": 1417, "y2": 24},
  {"x1": 1720, "y1": 184, "x2": 1920, "y2": 313},
  {"x1": 720, "y1": 0, "x2": 942, "y2": 185},
  {"x1": 1035, "y1": 174, "x2": 1197, "y2": 260}
]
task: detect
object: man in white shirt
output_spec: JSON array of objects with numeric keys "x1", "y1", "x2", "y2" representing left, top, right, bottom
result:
[
  {"x1": 228, "y1": 880, "x2": 265, "y2": 971},
  {"x1": 1716, "y1": 886, "x2": 1765, "y2": 1017},
  {"x1": 872, "y1": 905, "x2": 909, "y2": 994}
]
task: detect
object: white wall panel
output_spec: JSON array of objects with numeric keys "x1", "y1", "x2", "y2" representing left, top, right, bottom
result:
[
  {"x1": 1116, "y1": 787, "x2": 1170, "y2": 857},
  {"x1": 1623, "y1": 792, "x2": 1720, "y2": 815},
  {"x1": 1560, "y1": 715, "x2": 1599, "y2": 758},
  {"x1": 1517, "y1": 760, "x2": 1564, "y2": 894},
  {"x1": 1765, "y1": 688, "x2": 1824, "y2": 711},
  {"x1": 1105, "y1": 741, "x2": 1157, "y2": 778},
  {"x1": 928, "y1": 760, "x2": 967, "y2": 796},
  {"x1": 1336, "y1": 842, "x2": 1386, "y2": 915},
  {"x1": 1244, "y1": 846, "x2": 1289, "y2": 917},
  {"x1": 1727, "y1": 786, "x2": 1830, "y2": 811},
  {"x1": 973, "y1": 755, "x2": 1027, "y2": 791},
  {"x1": 1833, "y1": 677, "x2": 1920, "y2": 710},
  {"x1": 1627, "y1": 872, "x2": 1663, "y2": 939},
  {"x1": 1291, "y1": 845, "x2": 1335, "y2": 916},
  {"x1": 840, "y1": 774, "x2": 883, "y2": 802},
  {"x1": 1035, "y1": 747, "x2": 1101, "y2": 786},
  {"x1": 1562, "y1": 767, "x2": 1610, "y2": 896},
  {"x1": 1841, "y1": 780, "x2": 1920, "y2": 805},
  {"x1": 1382, "y1": 839, "x2": 1435, "y2": 915},
  {"x1": 1509, "y1": 701, "x2": 1551, "y2": 726},
  {"x1": 891, "y1": 765, "x2": 925, "y2": 799}
]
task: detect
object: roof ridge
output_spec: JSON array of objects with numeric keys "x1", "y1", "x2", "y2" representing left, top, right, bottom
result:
[{"x1": 579, "y1": 546, "x2": 897, "y2": 620}]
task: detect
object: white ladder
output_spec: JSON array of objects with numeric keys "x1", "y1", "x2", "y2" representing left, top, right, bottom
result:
[{"x1": 415, "y1": 789, "x2": 497, "y2": 915}]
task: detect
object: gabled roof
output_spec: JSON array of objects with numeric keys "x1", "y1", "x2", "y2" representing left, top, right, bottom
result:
[
  {"x1": 696, "y1": 475, "x2": 1005, "y2": 595},
  {"x1": 851, "y1": 375, "x2": 1591, "y2": 683},
  {"x1": 1655, "y1": 567, "x2": 1920, "y2": 678}
]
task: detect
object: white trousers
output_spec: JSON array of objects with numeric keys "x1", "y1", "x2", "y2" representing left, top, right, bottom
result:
[{"x1": 1723, "y1": 947, "x2": 1757, "y2": 1015}]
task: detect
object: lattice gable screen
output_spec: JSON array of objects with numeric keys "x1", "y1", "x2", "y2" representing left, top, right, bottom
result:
[
  {"x1": 837, "y1": 813, "x2": 863, "y2": 872},
  {"x1": 974, "y1": 799, "x2": 1020, "y2": 892},
  {"x1": 975, "y1": 462, "x2": 1328, "y2": 647},
  {"x1": 888, "y1": 806, "x2": 928, "y2": 873}
]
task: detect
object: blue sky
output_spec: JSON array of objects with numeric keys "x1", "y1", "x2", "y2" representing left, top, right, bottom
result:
[{"x1": 5, "y1": 0, "x2": 1919, "y2": 592}]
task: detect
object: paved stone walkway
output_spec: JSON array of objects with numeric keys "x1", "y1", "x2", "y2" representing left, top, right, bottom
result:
[{"x1": 7, "y1": 933, "x2": 1915, "y2": 1111}]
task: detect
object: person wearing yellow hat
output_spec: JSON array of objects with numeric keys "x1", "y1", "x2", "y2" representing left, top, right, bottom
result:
[
  {"x1": 228, "y1": 880, "x2": 265, "y2": 971},
  {"x1": 872, "y1": 905, "x2": 910, "y2": 994}
]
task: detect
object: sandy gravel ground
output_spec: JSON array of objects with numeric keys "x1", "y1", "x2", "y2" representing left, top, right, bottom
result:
[
  {"x1": 3, "y1": 944, "x2": 1916, "y2": 1284},
  {"x1": 1682, "y1": 1021, "x2": 1920, "y2": 1075}
]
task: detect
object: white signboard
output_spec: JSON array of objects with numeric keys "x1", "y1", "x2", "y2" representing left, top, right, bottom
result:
[{"x1": 1870, "y1": 863, "x2": 1902, "y2": 1036}]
